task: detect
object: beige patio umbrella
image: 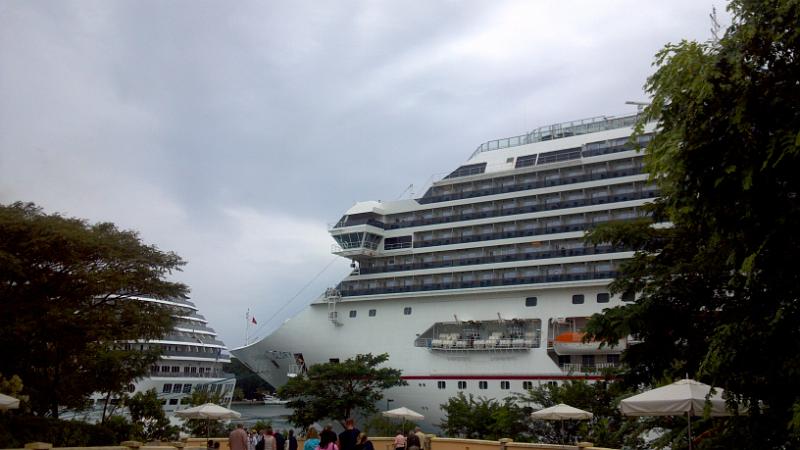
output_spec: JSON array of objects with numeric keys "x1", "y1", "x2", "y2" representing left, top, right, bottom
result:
[
  {"x1": 620, "y1": 379, "x2": 737, "y2": 450},
  {"x1": 383, "y1": 406, "x2": 425, "y2": 433},
  {"x1": 175, "y1": 403, "x2": 241, "y2": 439},
  {"x1": 531, "y1": 403, "x2": 593, "y2": 443},
  {"x1": 0, "y1": 393, "x2": 20, "y2": 410}
]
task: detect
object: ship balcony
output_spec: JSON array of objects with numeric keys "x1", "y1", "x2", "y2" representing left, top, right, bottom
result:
[
  {"x1": 331, "y1": 243, "x2": 379, "y2": 257},
  {"x1": 415, "y1": 318, "x2": 541, "y2": 353},
  {"x1": 415, "y1": 337, "x2": 537, "y2": 352},
  {"x1": 559, "y1": 362, "x2": 620, "y2": 374}
]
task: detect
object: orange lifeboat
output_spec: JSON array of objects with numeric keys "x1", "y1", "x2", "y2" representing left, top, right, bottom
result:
[{"x1": 553, "y1": 331, "x2": 624, "y2": 355}]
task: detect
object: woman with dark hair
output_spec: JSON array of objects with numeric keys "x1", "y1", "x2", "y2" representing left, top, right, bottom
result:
[
  {"x1": 354, "y1": 433, "x2": 374, "y2": 450},
  {"x1": 317, "y1": 427, "x2": 339, "y2": 450}
]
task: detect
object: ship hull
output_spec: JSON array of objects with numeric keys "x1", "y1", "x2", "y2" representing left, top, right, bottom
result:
[{"x1": 233, "y1": 281, "x2": 621, "y2": 429}]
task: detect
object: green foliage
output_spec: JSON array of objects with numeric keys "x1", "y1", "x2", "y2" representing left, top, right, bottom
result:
[
  {"x1": 519, "y1": 379, "x2": 643, "y2": 448},
  {"x1": 440, "y1": 379, "x2": 643, "y2": 446},
  {"x1": 0, "y1": 202, "x2": 187, "y2": 417},
  {"x1": 363, "y1": 413, "x2": 415, "y2": 437},
  {"x1": 278, "y1": 353, "x2": 406, "y2": 429},
  {"x1": 0, "y1": 415, "x2": 119, "y2": 448},
  {"x1": 182, "y1": 389, "x2": 228, "y2": 437},
  {"x1": 438, "y1": 393, "x2": 529, "y2": 441},
  {"x1": 584, "y1": 1, "x2": 800, "y2": 448},
  {"x1": 126, "y1": 389, "x2": 179, "y2": 441}
]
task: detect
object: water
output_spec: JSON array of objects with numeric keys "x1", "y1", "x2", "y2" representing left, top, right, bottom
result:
[{"x1": 231, "y1": 403, "x2": 296, "y2": 431}]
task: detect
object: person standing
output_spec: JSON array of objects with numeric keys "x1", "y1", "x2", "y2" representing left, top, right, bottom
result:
[
  {"x1": 393, "y1": 430, "x2": 406, "y2": 450},
  {"x1": 274, "y1": 429, "x2": 286, "y2": 450},
  {"x1": 414, "y1": 428, "x2": 425, "y2": 450},
  {"x1": 354, "y1": 433, "x2": 374, "y2": 450},
  {"x1": 405, "y1": 431, "x2": 420, "y2": 450},
  {"x1": 318, "y1": 427, "x2": 338, "y2": 450},
  {"x1": 230, "y1": 424, "x2": 249, "y2": 450},
  {"x1": 259, "y1": 427, "x2": 277, "y2": 450},
  {"x1": 338, "y1": 418, "x2": 360, "y2": 450},
  {"x1": 287, "y1": 430, "x2": 298, "y2": 450},
  {"x1": 303, "y1": 428, "x2": 320, "y2": 450}
]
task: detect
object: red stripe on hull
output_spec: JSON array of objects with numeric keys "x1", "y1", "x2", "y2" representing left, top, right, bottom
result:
[{"x1": 401, "y1": 374, "x2": 605, "y2": 381}]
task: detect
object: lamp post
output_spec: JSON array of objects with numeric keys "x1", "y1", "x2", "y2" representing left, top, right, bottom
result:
[{"x1": 386, "y1": 398, "x2": 394, "y2": 411}]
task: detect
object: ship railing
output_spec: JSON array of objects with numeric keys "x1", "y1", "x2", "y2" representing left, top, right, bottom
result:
[
  {"x1": 560, "y1": 362, "x2": 620, "y2": 373},
  {"x1": 415, "y1": 337, "x2": 538, "y2": 351},
  {"x1": 147, "y1": 370, "x2": 227, "y2": 378},
  {"x1": 469, "y1": 114, "x2": 639, "y2": 159}
]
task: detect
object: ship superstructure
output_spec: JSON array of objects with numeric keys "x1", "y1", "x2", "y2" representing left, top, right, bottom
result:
[
  {"x1": 89, "y1": 295, "x2": 235, "y2": 415},
  {"x1": 233, "y1": 113, "x2": 655, "y2": 428}
]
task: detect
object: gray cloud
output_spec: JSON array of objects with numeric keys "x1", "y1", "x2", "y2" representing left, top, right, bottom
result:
[{"x1": 0, "y1": 0, "x2": 729, "y2": 346}]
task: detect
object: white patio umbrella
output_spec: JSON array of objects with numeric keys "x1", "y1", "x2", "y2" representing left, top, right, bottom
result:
[
  {"x1": 0, "y1": 393, "x2": 20, "y2": 410},
  {"x1": 530, "y1": 403, "x2": 593, "y2": 443},
  {"x1": 383, "y1": 406, "x2": 425, "y2": 432},
  {"x1": 620, "y1": 379, "x2": 737, "y2": 450},
  {"x1": 175, "y1": 403, "x2": 241, "y2": 439}
]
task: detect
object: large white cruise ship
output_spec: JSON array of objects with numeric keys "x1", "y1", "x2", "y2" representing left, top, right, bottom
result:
[
  {"x1": 233, "y1": 113, "x2": 655, "y2": 428},
  {"x1": 87, "y1": 295, "x2": 236, "y2": 416}
]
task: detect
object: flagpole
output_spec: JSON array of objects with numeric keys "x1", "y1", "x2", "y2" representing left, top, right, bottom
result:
[{"x1": 245, "y1": 309, "x2": 250, "y2": 346}]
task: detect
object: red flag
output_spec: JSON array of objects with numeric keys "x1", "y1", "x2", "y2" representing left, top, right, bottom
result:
[{"x1": 251, "y1": 317, "x2": 257, "y2": 325}]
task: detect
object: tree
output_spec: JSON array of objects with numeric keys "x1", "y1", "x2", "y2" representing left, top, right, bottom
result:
[
  {"x1": 438, "y1": 393, "x2": 529, "y2": 441},
  {"x1": 584, "y1": 1, "x2": 800, "y2": 448},
  {"x1": 277, "y1": 353, "x2": 405, "y2": 429},
  {"x1": 0, "y1": 202, "x2": 187, "y2": 417},
  {"x1": 519, "y1": 379, "x2": 643, "y2": 448},
  {"x1": 126, "y1": 390, "x2": 178, "y2": 441}
]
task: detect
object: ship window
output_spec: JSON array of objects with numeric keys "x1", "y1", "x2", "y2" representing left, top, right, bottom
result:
[
  {"x1": 162, "y1": 384, "x2": 172, "y2": 393},
  {"x1": 127, "y1": 384, "x2": 135, "y2": 393},
  {"x1": 182, "y1": 384, "x2": 192, "y2": 393},
  {"x1": 596, "y1": 293, "x2": 610, "y2": 303},
  {"x1": 458, "y1": 381, "x2": 467, "y2": 389},
  {"x1": 437, "y1": 381, "x2": 446, "y2": 389},
  {"x1": 329, "y1": 358, "x2": 340, "y2": 363},
  {"x1": 479, "y1": 381, "x2": 488, "y2": 390},
  {"x1": 515, "y1": 154, "x2": 538, "y2": 168},
  {"x1": 161, "y1": 399, "x2": 167, "y2": 405},
  {"x1": 525, "y1": 297, "x2": 538, "y2": 307},
  {"x1": 506, "y1": 157, "x2": 514, "y2": 163},
  {"x1": 558, "y1": 355, "x2": 571, "y2": 366},
  {"x1": 622, "y1": 291, "x2": 635, "y2": 302},
  {"x1": 404, "y1": 307, "x2": 412, "y2": 315},
  {"x1": 608, "y1": 354, "x2": 620, "y2": 364},
  {"x1": 172, "y1": 366, "x2": 180, "y2": 372},
  {"x1": 172, "y1": 384, "x2": 183, "y2": 393},
  {"x1": 500, "y1": 381, "x2": 510, "y2": 390},
  {"x1": 349, "y1": 310, "x2": 357, "y2": 318},
  {"x1": 110, "y1": 398, "x2": 119, "y2": 405},
  {"x1": 522, "y1": 381, "x2": 533, "y2": 390},
  {"x1": 369, "y1": 309, "x2": 377, "y2": 317},
  {"x1": 169, "y1": 398, "x2": 178, "y2": 405},
  {"x1": 572, "y1": 294, "x2": 585, "y2": 304},
  {"x1": 582, "y1": 355, "x2": 595, "y2": 367}
]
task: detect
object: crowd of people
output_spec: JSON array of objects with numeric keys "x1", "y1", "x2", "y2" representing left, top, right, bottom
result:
[{"x1": 228, "y1": 420, "x2": 426, "y2": 450}]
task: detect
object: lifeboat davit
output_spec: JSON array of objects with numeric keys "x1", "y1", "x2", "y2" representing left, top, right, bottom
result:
[{"x1": 553, "y1": 331, "x2": 625, "y2": 355}]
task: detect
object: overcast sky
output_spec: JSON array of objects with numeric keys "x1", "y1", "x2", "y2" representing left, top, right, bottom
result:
[{"x1": 0, "y1": 0, "x2": 728, "y2": 349}]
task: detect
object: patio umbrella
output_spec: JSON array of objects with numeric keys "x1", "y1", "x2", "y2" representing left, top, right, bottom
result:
[
  {"x1": 530, "y1": 403, "x2": 592, "y2": 443},
  {"x1": 0, "y1": 393, "x2": 20, "y2": 410},
  {"x1": 382, "y1": 407, "x2": 424, "y2": 432},
  {"x1": 175, "y1": 403, "x2": 241, "y2": 439},
  {"x1": 620, "y1": 379, "x2": 736, "y2": 450}
]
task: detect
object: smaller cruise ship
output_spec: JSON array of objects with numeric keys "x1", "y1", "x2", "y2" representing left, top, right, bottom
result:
[{"x1": 88, "y1": 295, "x2": 235, "y2": 416}]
